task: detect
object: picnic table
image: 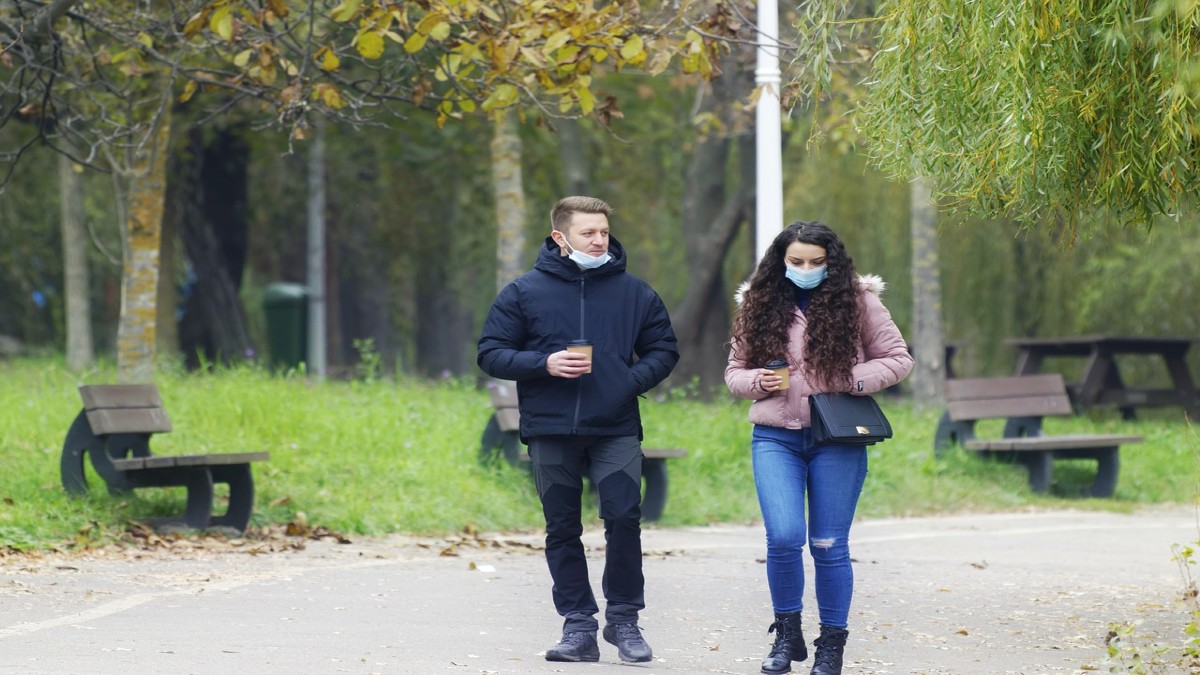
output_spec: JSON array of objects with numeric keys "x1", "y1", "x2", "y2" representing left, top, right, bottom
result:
[{"x1": 1005, "y1": 335, "x2": 1200, "y2": 420}]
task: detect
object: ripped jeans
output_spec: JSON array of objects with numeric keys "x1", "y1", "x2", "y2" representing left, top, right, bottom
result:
[{"x1": 751, "y1": 424, "x2": 868, "y2": 628}]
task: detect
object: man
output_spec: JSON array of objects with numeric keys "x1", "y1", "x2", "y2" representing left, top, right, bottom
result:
[{"x1": 477, "y1": 196, "x2": 679, "y2": 664}]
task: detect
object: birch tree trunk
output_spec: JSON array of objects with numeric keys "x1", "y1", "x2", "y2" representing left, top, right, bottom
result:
[
  {"x1": 116, "y1": 109, "x2": 171, "y2": 383},
  {"x1": 491, "y1": 110, "x2": 526, "y2": 292},
  {"x1": 59, "y1": 152, "x2": 93, "y2": 371},
  {"x1": 908, "y1": 176, "x2": 945, "y2": 406}
]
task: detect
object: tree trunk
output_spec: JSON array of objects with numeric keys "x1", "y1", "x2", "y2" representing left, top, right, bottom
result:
[
  {"x1": 557, "y1": 117, "x2": 591, "y2": 197},
  {"x1": 416, "y1": 185, "x2": 473, "y2": 377},
  {"x1": 491, "y1": 110, "x2": 527, "y2": 291},
  {"x1": 908, "y1": 176, "x2": 945, "y2": 406},
  {"x1": 670, "y1": 59, "x2": 756, "y2": 394},
  {"x1": 116, "y1": 109, "x2": 171, "y2": 383},
  {"x1": 59, "y1": 151, "x2": 93, "y2": 371},
  {"x1": 169, "y1": 125, "x2": 254, "y2": 369}
]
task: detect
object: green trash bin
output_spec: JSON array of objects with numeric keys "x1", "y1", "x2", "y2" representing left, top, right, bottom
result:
[{"x1": 262, "y1": 282, "x2": 308, "y2": 370}]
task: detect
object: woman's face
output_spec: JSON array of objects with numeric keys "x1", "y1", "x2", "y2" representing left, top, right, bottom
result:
[{"x1": 784, "y1": 241, "x2": 827, "y2": 270}]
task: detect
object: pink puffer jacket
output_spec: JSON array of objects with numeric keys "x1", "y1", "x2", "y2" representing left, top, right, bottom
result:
[{"x1": 724, "y1": 275, "x2": 914, "y2": 430}]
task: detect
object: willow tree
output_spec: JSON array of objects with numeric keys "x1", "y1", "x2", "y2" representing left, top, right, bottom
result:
[{"x1": 796, "y1": 0, "x2": 1200, "y2": 230}]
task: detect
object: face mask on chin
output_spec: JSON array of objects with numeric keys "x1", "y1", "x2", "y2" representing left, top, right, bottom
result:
[{"x1": 560, "y1": 238, "x2": 611, "y2": 270}]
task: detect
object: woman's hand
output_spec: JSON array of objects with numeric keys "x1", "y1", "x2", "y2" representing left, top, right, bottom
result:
[{"x1": 756, "y1": 368, "x2": 784, "y2": 393}]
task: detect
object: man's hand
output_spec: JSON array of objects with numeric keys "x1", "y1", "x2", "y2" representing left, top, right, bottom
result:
[{"x1": 547, "y1": 350, "x2": 591, "y2": 378}]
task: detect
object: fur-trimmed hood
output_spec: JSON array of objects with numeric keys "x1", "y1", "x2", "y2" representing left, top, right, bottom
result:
[{"x1": 734, "y1": 274, "x2": 887, "y2": 305}]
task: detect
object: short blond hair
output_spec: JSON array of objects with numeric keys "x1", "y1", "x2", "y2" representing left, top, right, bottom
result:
[{"x1": 550, "y1": 196, "x2": 612, "y2": 233}]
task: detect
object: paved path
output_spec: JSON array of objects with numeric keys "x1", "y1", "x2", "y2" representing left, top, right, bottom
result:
[{"x1": 1, "y1": 508, "x2": 1196, "y2": 674}]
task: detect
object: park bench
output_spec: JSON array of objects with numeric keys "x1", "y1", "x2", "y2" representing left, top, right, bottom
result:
[
  {"x1": 933, "y1": 374, "x2": 1143, "y2": 497},
  {"x1": 61, "y1": 383, "x2": 270, "y2": 532},
  {"x1": 480, "y1": 379, "x2": 687, "y2": 522}
]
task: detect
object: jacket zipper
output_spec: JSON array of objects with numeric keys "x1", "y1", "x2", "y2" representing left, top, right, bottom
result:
[{"x1": 572, "y1": 276, "x2": 586, "y2": 432}]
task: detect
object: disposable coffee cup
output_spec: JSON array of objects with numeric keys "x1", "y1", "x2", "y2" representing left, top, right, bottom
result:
[
  {"x1": 764, "y1": 359, "x2": 789, "y2": 390},
  {"x1": 566, "y1": 340, "x2": 593, "y2": 373}
]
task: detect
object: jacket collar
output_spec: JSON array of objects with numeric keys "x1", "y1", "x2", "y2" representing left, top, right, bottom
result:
[{"x1": 534, "y1": 234, "x2": 628, "y2": 281}]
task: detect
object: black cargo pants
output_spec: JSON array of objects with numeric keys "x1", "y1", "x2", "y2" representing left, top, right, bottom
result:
[{"x1": 528, "y1": 435, "x2": 644, "y2": 633}]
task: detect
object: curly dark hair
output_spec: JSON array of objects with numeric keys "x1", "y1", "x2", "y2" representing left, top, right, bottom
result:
[{"x1": 731, "y1": 221, "x2": 862, "y2": 390}]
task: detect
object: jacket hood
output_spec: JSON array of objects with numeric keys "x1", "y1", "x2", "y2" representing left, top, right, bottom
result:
[
  {"x1": 534, "y1": 234, "x2": 628, "y2": 281},
  {"x1": 734, "y1": 274, "x2": 887, "y2": 305}
]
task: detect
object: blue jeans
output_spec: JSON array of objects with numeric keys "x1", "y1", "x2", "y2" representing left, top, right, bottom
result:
[{"x1": 752, "y1": 425, "x2": 868, "y2": 628}]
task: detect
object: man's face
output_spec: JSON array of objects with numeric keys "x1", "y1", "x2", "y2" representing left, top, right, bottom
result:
[{"x1": 555, "y1": 212, "x2": 610, "y2": 257}]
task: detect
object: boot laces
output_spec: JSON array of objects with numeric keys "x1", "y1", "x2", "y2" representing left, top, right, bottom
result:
[
  {"x1": 611, "y1": 623, "x2": 646, "y2": 647},
  {"x1": 814, "y1": 640, "x2": 843, "y2": 668},
  {"x1": 560, "y1": 631, "x2": 592, "y2": 647}
]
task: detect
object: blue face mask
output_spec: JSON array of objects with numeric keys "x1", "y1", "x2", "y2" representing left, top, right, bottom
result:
[{"x1": 786, "y1": 264, "x2": 827, "y2": 289}]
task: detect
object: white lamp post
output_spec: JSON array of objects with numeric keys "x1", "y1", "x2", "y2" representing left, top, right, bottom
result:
[{"x1": 755, "y1": 0, "x2": 783, "y2": 263}]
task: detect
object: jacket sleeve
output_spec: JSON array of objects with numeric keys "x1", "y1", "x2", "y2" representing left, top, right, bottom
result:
[
  {"x1": 725, "y1": 337, "x2": 770, "y2": 400},
  {"x1": 476, "y1": 282, "x2": 550, "y2": 381},
  {"x1": 849, "y1": 292, "x2": 914, "y2": 395},
  {"x1": 629, "y1": 292, "x2": 679, "y2": 394}
]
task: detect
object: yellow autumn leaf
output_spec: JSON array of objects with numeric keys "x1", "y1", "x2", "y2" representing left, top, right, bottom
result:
[
  {"x1": 183, "y1": 10, "x2": 208, "y2": 39},
  {"x1": 416, "y1": 13, "x2": 446, "y2": 36},
  {"x1": 210, "y1": 6, "x2": 233, "y2": 41},
  {"x1": 577, "y1": 85, "x2": 595, "y2": 115},
  {"x1": 647, "y1": 49, "x2": 672, "y2": 76},
  {"x1": 481, "y1": 83, "x2": 518, "y2": 111},
  {"x1": 314, "y1": 83, "x2": 346, "y2": 109},
  {"x1": 233, "y1": 49, "x2": 253, "y2": 68},
  {"x1": 458, "y1": 98, "x2": 477, "y2": 113},
  {"x1": 135, "y1": 32, "x2": 153, "y2": 49},
  {"x1": 429, "y1": 20, "x2": 451, "y2": 41},
  {"x1": 321, "y1": 48, "x2": 341, "y2": 71},
  {"x1": 544, "y1": 29, "x2": 572, "y2": 55},
  {"x1": 619, "y1": 34, "x2": 644, "y2": 61},
  {"x1": 404, "y1": 32, "x2": 428, "y2": 53},
  {"x1": 356, "y1": 31, "x2": 385, "y2": 59},
  {"x1": 179, "y1": 79, "x2": 198, "y2": 103},
  {"x1": 589, "y1": 47, "x2": 608, "y2": 63},
  {"x1": 330, "y1": 0, "x2": 361, "y2": 23}
]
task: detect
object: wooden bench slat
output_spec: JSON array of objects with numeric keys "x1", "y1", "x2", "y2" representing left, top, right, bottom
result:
[
  {"x1": 112, "y1": 452, "x2": 270, "y2": 471},
  {"x1": 945, "y1": 374, "x2": 1066, "y2": 399},
  {"x1": 85, "y1": 408, "x2": 173, "y2": 435},
  {"x1": 965, "y1": 434, "x2": 1143, "y2": 452},
  {"x1": 947, "y1": 395, "x2": 1072, "y2": 421},
  {"x1": 80, "y1": 384, "x2": 164, "y2": 410}
]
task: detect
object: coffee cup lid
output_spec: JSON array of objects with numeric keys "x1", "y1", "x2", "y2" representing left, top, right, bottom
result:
[
  {"x1": 567, "y1": 339, "x2": 592, "y2": 346},
  {"x1": 764, "y1": 359, "x2": 788, "y2": 369}
]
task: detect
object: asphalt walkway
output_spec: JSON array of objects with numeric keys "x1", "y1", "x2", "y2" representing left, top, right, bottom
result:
[{"x1": 1, "y1": 507, "x2": 1196, "y2": 674}]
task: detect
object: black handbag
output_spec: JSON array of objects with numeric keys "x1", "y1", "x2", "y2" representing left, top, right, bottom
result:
[{"x1": 809, "y1": 392, "x2": 893, "y2": 446}]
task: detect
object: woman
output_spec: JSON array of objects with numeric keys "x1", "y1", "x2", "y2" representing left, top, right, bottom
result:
[{"x1": 725, "y1": 221, "x2": 913, "y2": 675}]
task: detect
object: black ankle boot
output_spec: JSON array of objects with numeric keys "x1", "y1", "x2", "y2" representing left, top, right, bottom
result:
[
  {"x1": 810, "y1": 625, "x2": 848, "y2": 675},
  {"x1": 760, "y1": 611, "x2": 807, "y2": 674}
]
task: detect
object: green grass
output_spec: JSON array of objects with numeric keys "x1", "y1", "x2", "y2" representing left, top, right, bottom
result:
[{"x1": 1, "y1": 357, "x2": 1197, "y2": 551}]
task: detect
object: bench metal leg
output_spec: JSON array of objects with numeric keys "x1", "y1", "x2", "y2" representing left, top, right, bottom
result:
[
  {"x1": 183, "y1": 469, "x2": 215, "y2": 530},
  {"x1": 1017, "y1": 452, "x2": 1053, "y2": 494},
  {"x1": 1086, "y1": 448, "x2": 1120, "y2": 498},
  {"x1": 641, "y1": 459, "x2": 668, "y2": 522},
  {"x1": 209, "y1": 464, "x2": 257, "y2": 532},
  {"x1": 61, "y1": 412, "x2": 97, "y2": 495}
]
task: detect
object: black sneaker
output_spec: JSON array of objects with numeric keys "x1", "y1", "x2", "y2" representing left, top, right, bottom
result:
[
  {"x1": 545, "y1": 631, "x2": 600, "y2": 662},
  {"x1": 603, "y1": 623, "x2": 653, "y2": 663}
]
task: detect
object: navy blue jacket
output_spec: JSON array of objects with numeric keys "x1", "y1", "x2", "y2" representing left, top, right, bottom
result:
[{"x1": 477, "y1": 235, "x2": 679, "y2": 440}]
